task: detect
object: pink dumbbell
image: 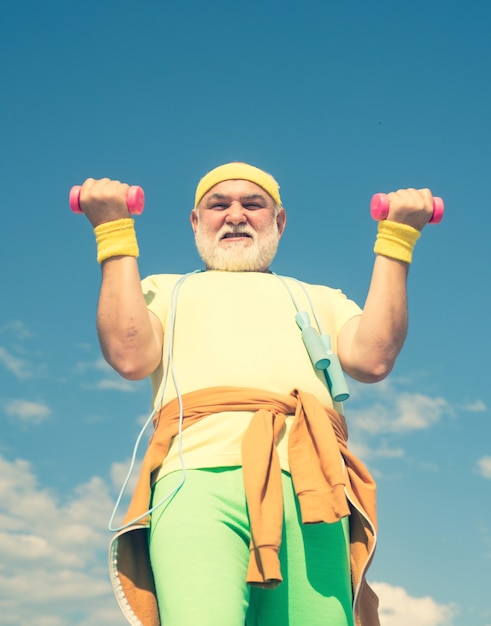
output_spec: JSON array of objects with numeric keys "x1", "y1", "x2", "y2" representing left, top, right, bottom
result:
[
  {"x1": 370, "y1": 193, "x2": 444, "y2": 224},
  {"x1": 69, "y1": 185, "x2": 145, "y2": 215}
]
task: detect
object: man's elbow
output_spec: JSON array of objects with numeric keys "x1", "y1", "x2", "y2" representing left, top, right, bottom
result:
[
  {"x1": 115, "y1": 363, "x2": 151, "y2": 381},
  {"x1": 104, "y1": 350, "x2": 161, "y2": 381},
  {"x1": 345, "y1": 359, "x2": 395, "y2": 384}
]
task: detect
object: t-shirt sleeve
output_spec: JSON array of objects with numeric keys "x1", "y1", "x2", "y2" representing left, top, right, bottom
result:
[
  {"x1": 305, "y1": 283, "x2": 362, "y2": 350},
  {"x1": 329, "y1": 288, "x2": 362, "y2": 336},
  {"x1": 140, "y1": 274, "x2": 181, "y2": 325}
]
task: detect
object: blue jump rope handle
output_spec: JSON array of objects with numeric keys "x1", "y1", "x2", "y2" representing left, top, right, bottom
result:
[
  {"x1": 320, "y1": 335, "x2": 350, "y2": 403},
  {"x1": 296, "y1": 312, "x2": 330, "y2": 370},
  {"x1": 296, "y1": 312, "x2": 350, "y2": 402},
  {"x1": 301, "y1": 327, "x2": 331, "y2": 370},
  {"x1": 324, "y1": 356, "x2": 350, "y2": 402}
]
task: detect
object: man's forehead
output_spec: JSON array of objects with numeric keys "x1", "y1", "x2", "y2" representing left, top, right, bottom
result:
[{"x1": 201, "y1": 180, "x2": 273, "y2": 203}]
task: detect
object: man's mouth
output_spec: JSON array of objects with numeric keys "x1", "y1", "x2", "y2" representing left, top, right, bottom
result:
[{"x1": 221, "y1": 232, "x2": 253, "y2": 240}]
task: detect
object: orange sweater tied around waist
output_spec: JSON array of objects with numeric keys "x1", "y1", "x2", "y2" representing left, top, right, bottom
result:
[{"x1": 110, "y1": 387, "x2": 380, "y2": 626}]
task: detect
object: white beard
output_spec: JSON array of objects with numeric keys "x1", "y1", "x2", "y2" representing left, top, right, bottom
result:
[{"x1": 194, "y1": 221, "x2": 280, "y2": 272}]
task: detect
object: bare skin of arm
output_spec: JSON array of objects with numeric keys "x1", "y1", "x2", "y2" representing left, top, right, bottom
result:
[
  {"x1": 337, "y1": 187, "x2": 435, "y2": 383},
  {"x1": 97, "y1": 256, "x2": 163, "y2": 380},
  {"x1": 79, "y1": 178, "x2": 163, "y2": 380}
]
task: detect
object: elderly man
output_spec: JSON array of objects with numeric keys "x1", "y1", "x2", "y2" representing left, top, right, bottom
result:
[{"x1": 77, "y1": 162, "x2": 435, "y2": 626}]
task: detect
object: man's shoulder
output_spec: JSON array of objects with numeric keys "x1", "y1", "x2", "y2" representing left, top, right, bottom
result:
[
  {"x1": 140, "y1": 273, "x2": 186, "y2": 295},
  {"x1": 142, "y1": 272, "x2": 184, "y2": 282},
  {"x1": 276, "y1": 274, "x2": 343, "y2": 297}
]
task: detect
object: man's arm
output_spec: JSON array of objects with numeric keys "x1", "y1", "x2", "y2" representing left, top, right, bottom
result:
[
  {"x1": 78, "y1": 178, "x2": 163, "y2": 380},
  {"x1": 97, "y1": 256, "x2": 163, "y2": 380},
  {"x1": 337, "y1": 188, "x2": 435, "y2": 383}
]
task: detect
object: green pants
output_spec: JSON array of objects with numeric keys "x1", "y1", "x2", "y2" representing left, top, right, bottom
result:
[{"x1": 149, "y1": 467, "x2": 354, "y2": 626}]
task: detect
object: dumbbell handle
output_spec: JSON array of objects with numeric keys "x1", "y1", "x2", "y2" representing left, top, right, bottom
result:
[
  {"x1": 69, "y1": 185, "x2": 145, "y2": 215},
  {"x1": 370, "y1": 193, "x2": 444, "y2": 224}
]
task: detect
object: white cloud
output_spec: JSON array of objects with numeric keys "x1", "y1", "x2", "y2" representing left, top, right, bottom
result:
[
  {"x1": 476, "y1": 456, "x2": 491, "y2": 480},
  {"x1": 350, "y1": 392, "x2": 448, "y2": 435},
  {"x1": 344, "y1": 379, "x2": 458, "y2": 470},
  {"x1": 95, "y1": 378, "x2": 137, "y2": 392},
  {"x1": 392, "y1": 393, "x2": 448, "y2": 431},
  {"x1": 107, "y1": 458, "x2": 145, "y2": 530},
  {"x1": 0, "y1": 322, "x2": 45, "y2": 379},
  {"x1": 347, "y1": 378, "x2": 451, "y2": 436},
  {"x1": 0, "y1": 455, "x2": 123, "y2": 625},
  {"x1": 75, "y1": 357, "x2": 146, "y2": 393},
  {"x1": 0, "y1": 346, "x2": 35, "y2": 379},
  {"x1": 348, "y1": 439, "x2": 405, "y2": 461},
  {"x1": 0, "y1": 320, "x2": 33, "y2": 340},
  {"x1": 461, "y1": 399, "x2": 487, "y2": 413},
  {"x1": 372, "y1": 581, "x2": 457, "y2": 626},
  {"x1": 110, "y1": 458, "x2": 142, "y2": 494},
  {"x1": 74, "y1": 357, "x2": 114, "y2": 377},
  {"x1": 4, "y1": 399, "x2": 51, "y2": 424}
]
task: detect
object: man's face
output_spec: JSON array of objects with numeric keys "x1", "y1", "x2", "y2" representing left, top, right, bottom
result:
[{"x1": 190, "y1": 180, "x2": 286, "y2": 272}]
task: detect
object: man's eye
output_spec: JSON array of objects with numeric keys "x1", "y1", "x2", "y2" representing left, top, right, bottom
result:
[
  {"x1": 211, "y1": 203, "x2": 227, "y2": 210},
  {"x1": 245, "y1": 203, "x2": 261, "y2": 209}
]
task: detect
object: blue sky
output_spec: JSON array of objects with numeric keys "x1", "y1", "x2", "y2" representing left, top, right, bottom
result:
[{"x1": 1, "y1": 0, "x2": 490, "y2": 624}]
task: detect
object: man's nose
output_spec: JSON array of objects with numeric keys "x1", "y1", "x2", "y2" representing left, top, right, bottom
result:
[{"x1": 225, "y1": 201, "x2": 247, "y2": 225}]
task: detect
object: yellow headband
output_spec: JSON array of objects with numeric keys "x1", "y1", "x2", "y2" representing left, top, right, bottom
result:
[{"x1": 194, "y1": 162, "x2": 282, "y2": 208}]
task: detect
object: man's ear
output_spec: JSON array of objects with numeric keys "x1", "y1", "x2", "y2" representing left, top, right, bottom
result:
[
  {"x1": 276, "y1": 207, "x2": 287, "y2": 237},
  {"x1": 190, "y1": 209, "x2": 198, "y2": 234}
]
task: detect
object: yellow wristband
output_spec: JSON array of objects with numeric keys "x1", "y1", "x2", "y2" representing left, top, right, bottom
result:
[
  {"x1": 94, "y1": 218, "x2": 139, "y2": 264},
  {"x1": 373, "y1": 220, "x2": 421, "y2": 264}
]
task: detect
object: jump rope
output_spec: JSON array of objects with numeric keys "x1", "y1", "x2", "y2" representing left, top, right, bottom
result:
[{"x1": 107, "y1": 271, "x2": 351, "y2": 532}]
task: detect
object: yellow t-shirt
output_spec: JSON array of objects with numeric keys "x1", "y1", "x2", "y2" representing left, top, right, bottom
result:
[{"x1": 141, "y1": 271, "x2": 361, "y2": 477}]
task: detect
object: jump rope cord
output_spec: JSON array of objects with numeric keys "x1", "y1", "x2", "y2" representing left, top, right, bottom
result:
[
  {"x1": 273, "y1": 273, "x2": 325, "y2": 334},
  {"x1": 108, "y1": 271, "x2": 200, "y2": 532}
]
